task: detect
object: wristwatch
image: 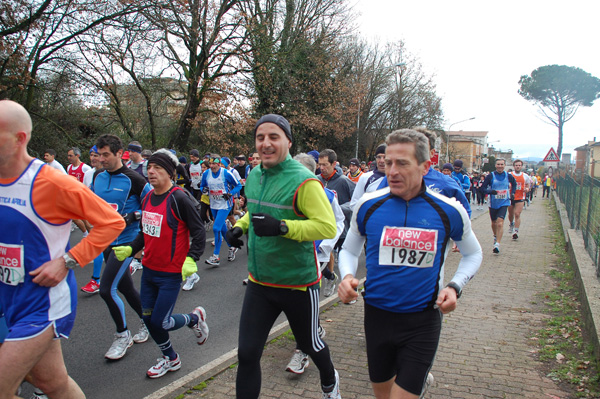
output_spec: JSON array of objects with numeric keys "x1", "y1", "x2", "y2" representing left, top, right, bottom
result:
[
  {"x1": 63, "y1": 253, "x2": 78, "y2": 270},
  {"x1": 446, "y1": 282, "x2": 462, "y2": 299},
  {"x1": 279, "y1": 220, "x2": 289, "y2": 235}
]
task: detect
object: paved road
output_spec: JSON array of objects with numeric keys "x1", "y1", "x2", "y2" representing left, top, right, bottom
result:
[{"x1": 20, "y1": 228, "x2": 366, "y2": 399}]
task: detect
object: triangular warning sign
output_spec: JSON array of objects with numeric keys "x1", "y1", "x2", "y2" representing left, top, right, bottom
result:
[{"x1": 543, "y1": 148, "x2": 559, "y2": 162}]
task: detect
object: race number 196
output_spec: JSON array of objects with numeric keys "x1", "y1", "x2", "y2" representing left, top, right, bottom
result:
[{"x1": 378, "y1": 226, "x2": 437, "y2": 268}]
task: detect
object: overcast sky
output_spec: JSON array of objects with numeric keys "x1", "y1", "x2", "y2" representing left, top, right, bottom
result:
[{"x1": 353, "y1": 0, "x2": 600, "y2": 159}]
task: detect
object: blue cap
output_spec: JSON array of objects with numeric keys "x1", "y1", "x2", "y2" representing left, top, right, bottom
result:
[
  {"x1": 89, "y1": 145, "x2": 98, "y2": 154},
  {"x1": 307, "y1": 150, "x2": 320, "y2": 162},
  {"x1": 222, "y1": 157, "x2": 230, "y2": 167}
]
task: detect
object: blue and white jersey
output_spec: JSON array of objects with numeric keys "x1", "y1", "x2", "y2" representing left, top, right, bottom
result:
[
  {"x1": 91, "y1": 165, "x2": 151, "y2": 244},
  {"x1": 200, "y1": 167, "x2": 242, "y2": 210},
  {"x1": 0, "y1": 160, "x2": 76, "y2": 339},
  {"x1": 481, "y1": 171, "x2": 516, "y2": 209},
  {"x1": 379, "y1": 167, "x2": 471, "y2": 217},
  {"x1": 343, "y1": 184, "x2": 478, "y2": 313},
  {"x1": 452, "y1": 170, "x2": 471, "y2": 192}
]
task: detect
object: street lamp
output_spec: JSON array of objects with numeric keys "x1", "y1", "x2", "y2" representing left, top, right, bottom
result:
[{"x1": 446, "y1": 117, "x2": 476, "y2": 162}]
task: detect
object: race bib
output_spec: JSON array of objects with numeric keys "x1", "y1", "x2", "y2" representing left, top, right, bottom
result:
[
  {"x1": 142, "y1": 211, "x2": 163, "y2": 237},
  {"x1": 108, "y1": 203, "x2": 118, "y2": 211},
  {"x1": 0, "y1": 243, "x2": 25, "y2": 286},
  {"x1": 209, "y1": 189, "x2": 224, "y2": 201},
  {"x1": 379, "y1": 227, "x2": 437, "y2": 268},
  {"x1": 516, "y1": 183, "x2": 522, "y2": 191},
  {"x1": 495, "y1": 189, "x2": 508, "y2": 199},
  {"x1": 191, "y1": 171, "x2": 200, "y2": 179}
]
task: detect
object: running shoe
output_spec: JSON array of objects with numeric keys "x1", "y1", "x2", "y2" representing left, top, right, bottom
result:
[
  {"x1": 129, "y1": 258, "x2": 143, "y2": 275},
  {"x1": 146, "y1": 354, "x2": 182, "y2": 378},
  {"x1": 205, "y1": 254, "x2": 220, "y2": 266},
  {"x1": 182, "y1": 273, "x2": 200, "y2": 291},
  {"x1": 493, "y1": 243, "x2": 500, "y2": 254},
  {"x1": 286, "y1": 350, "x2": 309, "y2": 374},
  {"x1": 81, "y1": 279, "x2": 100, "y2": 294},
  {"x1": 323, "y1": 273, "x2": 338, "y2": 297},
  {"x1": 508, "y1": 223, "x2": 514, "y2": 234},
  {"x1": 105, "y1": 331, "x2": 133, "y2": 360},
  {"x1": 30, "y1": 390, "x2": 48, "y2": 399},
  {"x1": 318, "y1": 325, "x2": 326, "y2": 339},
  {"x1": 133, "y1": 322, "x2": 149, "y2": 344},
  {"x1": 513, "y1": 232, "x2": 519, "y2": 240},
  {"x1": 322, "y1": 369, "x2": 341, "y2": 399},
  {"x1": 242, "y1": 278, "x2": 249, "y2": 285},
  {"x1": 419, "y1": 372, "x2": 434, "y2": 399},
  {"x1": 191, "y1": 306, "x2": 209, "y2": 345},
  {"x1": 228, "y1": 247, "x2": 238, "y2": 262}
]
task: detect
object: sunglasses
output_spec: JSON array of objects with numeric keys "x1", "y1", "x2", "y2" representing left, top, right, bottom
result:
[{"x1": 209, "y1": 158, "x2": 221, "y2": 164}]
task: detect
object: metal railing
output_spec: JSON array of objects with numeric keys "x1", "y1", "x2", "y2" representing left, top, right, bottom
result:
[{"x1": 556, "y1": 166, "x2": 600, "y2": 275}]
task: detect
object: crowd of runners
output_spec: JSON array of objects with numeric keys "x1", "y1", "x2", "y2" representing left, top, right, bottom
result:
[{"x1": 0, "y1": 98, "x2": 554, "y2": 399}]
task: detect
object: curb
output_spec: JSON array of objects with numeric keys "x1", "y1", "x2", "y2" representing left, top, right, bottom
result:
[{"x1": 144, "y1": 278, "x2": 366, "y2": 399}]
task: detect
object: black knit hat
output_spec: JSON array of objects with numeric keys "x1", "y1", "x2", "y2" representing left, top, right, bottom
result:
[
  {"x1": 254, "y1": 114, "x2": 292, "y2": 143},
  {"x1": 375, "y1": 144, "x2": 387, "y2": 156},
  {"x1": 148, "y1": 150, "x2": 178, "y2": 177}
]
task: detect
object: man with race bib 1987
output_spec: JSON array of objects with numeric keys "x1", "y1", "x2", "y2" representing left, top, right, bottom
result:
[{"x1": 338, "y1": 129, "x2": 482, "y2": 399}]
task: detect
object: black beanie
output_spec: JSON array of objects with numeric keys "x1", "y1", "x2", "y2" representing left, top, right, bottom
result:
[
  {"x1": 254, "y1": 114, "x2": 293, "y2": 143},
  {"x1": 148, "y1": 151, "x2": 177, "y2": 178},
  {"x1": 375, "y1": 144, "x2": 387, "y2": 156}
]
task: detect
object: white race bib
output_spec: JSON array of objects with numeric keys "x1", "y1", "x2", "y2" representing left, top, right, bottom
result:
[
  {"x1": 0, "y1": 243, "x2": 25, "y2": 286},
  {"x1": 142, "y1": 211, "x2": 163, "y2": 238},
  {"x1": 495, "y1": 189, "x2": 508, "y2": 199},
  {"x1": 209, "y1": 189, "x2": 224, "y2": 201},
  {"x1": 379, "y1": 227, "x2": 437, "y2": 268}
]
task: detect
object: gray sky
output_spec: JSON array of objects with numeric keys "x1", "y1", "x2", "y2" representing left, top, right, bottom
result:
[{"x1": 354, "y1": 0, "x2": 600, "y2": 159}]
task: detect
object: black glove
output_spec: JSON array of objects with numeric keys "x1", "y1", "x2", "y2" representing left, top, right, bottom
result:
[
  {"x1": 489, "y1": 190, "x2": 498, "y2": 195},
  {"x1": 123, "y1": 211, "x2": 141, "y2": 226},
  {"x1": 226, "y1": 227, "x2": 244, "y2": 248},
  {"x1": 252, "y1": 212, "x2": 283, "y2": 236},
  {"x1": 222, "y1": 193, "x2": 232, "y2": 200}
]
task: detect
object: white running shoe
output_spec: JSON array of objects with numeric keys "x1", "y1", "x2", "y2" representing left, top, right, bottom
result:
[
  {"x1": 30, "y1": 389, "x2": 48, "y2": 399},
  {"x1": 323, "y1": 273, "x2": 338, "y2": 297},
  {"x1": 146, "y1": 354, "x2": 182, "y2": 378},
  {"x1": 182, "y1": 273, "x2": 200, "y2": 291},
  {"x1": 228, "y1": 247, "x2": 238, "y2": 262},
  {"x1": 286, "y1": 349, "x2": 309, "y2": 374},
  {"x1": 133, "y1": 321, "x2": 149, "y2": 344},
  {"x1": 205, "y1": 254, "x2": 220, "y2": 266},
  {"x1": 191, "y1": 306, "x2": 209, "y2": 345},
  {"x1": 322, "y1": 369, "x2": 341, "y2": 399},
  {"x1": 493, "y1": 242, "x2": 500, "y2": 254},
  {"x1": 318, "y1": 324, "x2": 326, "y2": 339},
  {"x1": 508, "y1": 223, "x2": 514, "y2": 234},
  {"x1": 419, "y1": 372, "x2": 434, "y2": 399},
  {"x1": 105, "y1": 331, "x2": 133, "y2": 360},
  {"x1": 129, "y1": 258, "x2": 143, "y2": 275}
]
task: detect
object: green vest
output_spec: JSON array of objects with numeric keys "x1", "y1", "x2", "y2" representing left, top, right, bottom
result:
[{"x1": 245, "y1": 155, "x2": 321, "y2": 287}]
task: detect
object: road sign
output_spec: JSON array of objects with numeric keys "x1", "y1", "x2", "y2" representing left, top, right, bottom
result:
[{"x1": 543, "y1": 147, "x2": 560, "y2": 162}]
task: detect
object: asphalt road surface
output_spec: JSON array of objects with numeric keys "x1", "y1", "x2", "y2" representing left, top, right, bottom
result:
[{"x1": 19, "y1": 228, "x2": 366, "y2": 399}]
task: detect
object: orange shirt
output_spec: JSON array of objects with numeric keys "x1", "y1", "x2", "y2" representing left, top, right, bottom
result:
[
  {"x1": 346, "y1": 169, "x2": 363, "y2": 184},
  {"x1": 0, "y1": 163, "x2": 125, "y2": 267}
]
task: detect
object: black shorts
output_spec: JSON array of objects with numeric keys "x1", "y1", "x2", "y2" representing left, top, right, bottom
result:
[
  {"x1": 364, "y1": 302, "x2": 442, "y2": 395},
  {"x1": 510, "y1": 199, "x2": 525, "y2": 206},
  {"x1": 489, "y1": 206, "x2": 508, "y2": 221}
]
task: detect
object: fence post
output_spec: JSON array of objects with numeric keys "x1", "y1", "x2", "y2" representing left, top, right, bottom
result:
[
  {"x1": 586, "y1": 161, "x2": 595, "y2": 249},
  {"x1": 578, "y1": 167, "x2": 585, "y2": 230}
]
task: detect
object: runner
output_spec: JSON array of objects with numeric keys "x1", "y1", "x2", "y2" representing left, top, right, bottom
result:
[
  {"x1": 346, "y1": 158, "x2": 363, "y2": 183},
  {"x1": 349, "y1": 144, "x2": 387, "y2": 210},
  {"x1": 43, "y1": 149, "x2": 67, "y2": 174},
  {"x1": 80, "y1": 145, "x2": 105, "y2": 294},
  {"x1": 480, "y1": 158, "x2": 517, "y2": 254},
  {"x1": 111, "y1": 149, "x2": 209, "y2": 378},
  {"x1": 199, "y1": 154, "x2": 242, "y2": 265},
  {"x1": 126, "y1": 141, "x2": 148, "y2": 180},
  {"x1": 227, "y1": 114, "x2": 341, "y2": 399},
  {"x1": 285, "y1": 152, "x2": 345, "y2": 375},
  {"x1": 66, "y1": 147, "x2": 91, "y2": 183},
  {"x1": 0, "y1": 100, "x2": 124, "y2": 398},
  {"x1": 337, "y1": 128, "x2": 482, "y2": 399},
  {"x1": 507, "y1": 159, "x2": 531, "y2": 240},
  {"x1": 188, "y1": 149, "x2": 203, "y2": 200},
  {"x1": 92, "y1": 134, "x2": 153, "y2": 360}
]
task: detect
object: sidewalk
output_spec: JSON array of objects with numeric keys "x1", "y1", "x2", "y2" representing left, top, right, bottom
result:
[{"x1": 167, "y1": 198, "x2": 572, "y2": 398}]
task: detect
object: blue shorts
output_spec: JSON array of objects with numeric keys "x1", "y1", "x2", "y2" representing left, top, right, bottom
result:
[
  {"x1": 5, "y1": 312, "x2": 76, "y2": 341},
  {"x1": 489, "y1": 206, "x2": 508, "y2": 221},
  {"x1": 0, "y1": 314, "x2": 7, "y2": 343}
]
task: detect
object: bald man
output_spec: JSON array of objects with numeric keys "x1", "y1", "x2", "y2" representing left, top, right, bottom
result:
[{"x1": 0, "y1": 100, "x2": 125, "y2": 398}]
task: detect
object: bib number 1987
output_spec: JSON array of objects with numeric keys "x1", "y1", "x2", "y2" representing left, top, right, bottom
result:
[{"x1": 379, "y1": 227, "x2": 437, "y2": 268}]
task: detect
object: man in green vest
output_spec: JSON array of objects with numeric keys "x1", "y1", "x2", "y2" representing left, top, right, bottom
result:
[{"x1": 226, "y1": 114, "x2": 341, "y2": 399}]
